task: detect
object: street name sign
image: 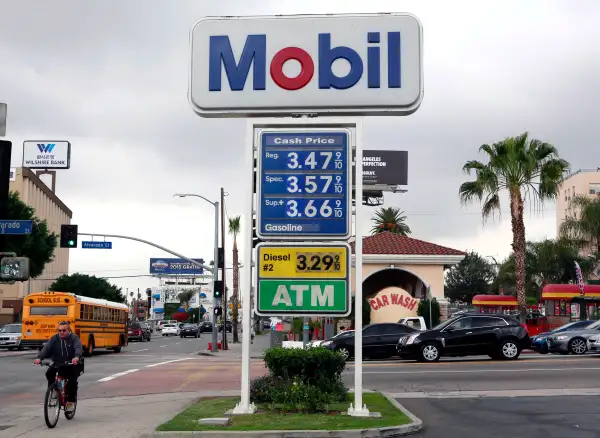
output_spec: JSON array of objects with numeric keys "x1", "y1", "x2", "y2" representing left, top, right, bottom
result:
[
  {"x1": 0, "y1": 220, "x2": 32, "y2": 235},
  {"x1": 257, "y1": 128, "x2": 352, "y2": 240},
  {"x1": 82, "y1": 241, "x2": 112, "y2": 249},
  {"x1": 255, "y1": 242, "x2": 351, "y2": 316},
  {"x1": 189, "y1": 13, "x2": 424, "y2": 118}
]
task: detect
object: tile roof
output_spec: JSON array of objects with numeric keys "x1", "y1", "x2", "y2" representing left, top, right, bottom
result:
[{"x1": 350, "y1": 231, "x2": 466, "y2": 256}]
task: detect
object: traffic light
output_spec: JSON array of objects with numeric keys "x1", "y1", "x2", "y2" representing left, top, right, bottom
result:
[
  {"x1": 218, "y1": 247, "x2": 224, "y2": 269},
  {"x1": 214, "y1": 280, "x2": 223, "y2": 298},
  {"x1": 60, "y1": 224, "x2": 78, "y2": 248}
]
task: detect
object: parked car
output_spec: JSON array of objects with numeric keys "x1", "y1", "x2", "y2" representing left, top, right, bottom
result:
[
  {"x1": 180, "y1": 324, "x2": 200, "y2": 338},
  {"x1": 199, "y1": 321, "x2": 214, "y2": 333},
  {"x1": 586, "y1": 333, "x2": 600, "y2": 353},
  {"x1": 322, "y1": 323, "x2": 418, "y2": 360},
  {"x1": 0, "y1": 323, "x2": 22, "y2": 350},
  {"x1": 128, "y1": 322, "x2": 151, "y2": 342},
  {"x1": 546, "y1": 319, "x2": 600, "y2": 355},
  {"x1": 531, "y1": 320, "x2": 594, "y2": 353},
  {"x1": 218, "y1": 321, "x2": 232, "y2": 333},
  {"x1": 161, "y1": 323, "x2": 179, "y2": 336},
  {"x1": 307, "y1": 330, "x2": 354, "y2": 348},
  {"x1": 397, "y1": 313, "x2": 530, "y2": 362}
]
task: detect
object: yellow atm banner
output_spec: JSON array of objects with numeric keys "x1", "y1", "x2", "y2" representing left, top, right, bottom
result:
[{"x1": 258, "y1": 245, "x2": 348, "y2": 279}]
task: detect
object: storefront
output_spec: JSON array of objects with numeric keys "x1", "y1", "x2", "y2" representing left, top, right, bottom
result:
[
  {"x1": 348, "y1": 232, "x2": 465, "y2": 324},
  {"x1": 472, "y1": 294, "x2": 518, "y2": 314},
  {"x1": 542, "y1": 283, "x2": 600, "y2": 327}
]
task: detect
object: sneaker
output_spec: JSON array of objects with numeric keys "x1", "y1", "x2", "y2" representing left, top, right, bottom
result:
[{"x1": 65, "y1": 402, "x2": 75, "y2": 412}]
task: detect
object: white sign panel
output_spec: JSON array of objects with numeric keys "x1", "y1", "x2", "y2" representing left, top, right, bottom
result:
[
  {"x1": 22, "y1": 141, "x2": 71, "y2": 169},
  {"x1": 189, "y1": 13, "x2": 423, "y2": 118},
  {"x1": 9, "y1": 168, "x2": 16, "y2": 181}
]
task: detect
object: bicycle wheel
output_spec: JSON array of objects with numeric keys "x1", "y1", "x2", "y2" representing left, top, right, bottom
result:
[
  {"x1": 64, "y1": 400, "x2": 77, "y2": 420},
  {"x1": 44, "y1": 385, "x2": 60, "y2": 428}
]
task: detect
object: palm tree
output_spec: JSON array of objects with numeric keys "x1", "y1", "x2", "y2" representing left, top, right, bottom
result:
[
  {"x1": 177, "y1": 290, "x2": 195, "y2": 311},
  {"x1": 459, "y1": 132, "x2": 570, "y2": 317},
  {"x1": 370, "y1": 207, "x2": 411, "y2": 236},
  {"x1": 228, "y1": 215, "x2": 241, "y2": 343},
  {"x1": 559, "y1": 194, "x2": 600, "y2": 255}
]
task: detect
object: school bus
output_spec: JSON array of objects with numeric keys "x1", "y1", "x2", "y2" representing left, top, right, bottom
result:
[{"x1": 20, "y1": 291, "x2": 129, "y2": 356}]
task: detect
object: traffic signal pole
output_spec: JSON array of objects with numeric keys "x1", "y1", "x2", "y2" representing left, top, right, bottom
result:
[{"x1": 212, "y1": 201, "x2": 219, "y2": 353}]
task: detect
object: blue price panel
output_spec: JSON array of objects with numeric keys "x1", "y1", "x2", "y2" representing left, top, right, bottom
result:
[{"x1": 257, "y1": 130, "x2": 351, "y2": 240}]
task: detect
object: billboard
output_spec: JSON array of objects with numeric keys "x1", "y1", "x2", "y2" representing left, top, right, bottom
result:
[
  {"x1": 352, "y1": 150, "x2": 408, "y2": 186},
  {"x1": 22, "y1": 141, "x2": 71, "y2": 169},
  {"x1": 149, "y1": 258, "x2": 204, "y2": 275}
]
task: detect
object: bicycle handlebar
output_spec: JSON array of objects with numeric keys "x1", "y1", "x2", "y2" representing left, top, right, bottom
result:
[{"x1": 37, "y1": 360, "x2": 76, "y2": 367}]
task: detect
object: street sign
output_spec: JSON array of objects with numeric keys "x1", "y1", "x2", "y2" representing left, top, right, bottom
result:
[
  {"x1": 255, "y1": 242, "x2": 351, "y2": 317},
  {"x1": 0, "y1": 220, "x2": 32, "y2": 235},
  {"x1": 257, "y1": 129, "x2": 352, "y2": 240},
  {"x1": 189, "y1": 13, "x2": 424, "y2": 118},
  {"x1": 0, "y1": 256, "x2": 30, "y2": 281},
  {"x1": 82, "y1": 241, "x2": 112, "y2": 249}
]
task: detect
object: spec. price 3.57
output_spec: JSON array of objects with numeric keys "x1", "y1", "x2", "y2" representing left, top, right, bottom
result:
[
  {"x1": 286, "y1": 199, "x2": 343, "y2": 218},
  {"x1": 287, "y1": 174, "x2": 344, "y2": 194}
]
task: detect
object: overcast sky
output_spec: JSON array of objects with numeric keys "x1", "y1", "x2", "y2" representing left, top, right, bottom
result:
[{"x1": 1, "y1": 0, "x2": 599, "y2": 295}]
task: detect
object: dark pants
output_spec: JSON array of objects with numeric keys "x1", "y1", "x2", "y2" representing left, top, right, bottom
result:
[{"x1": 46, "y1": 365, "x2": 79, "y2": 402}]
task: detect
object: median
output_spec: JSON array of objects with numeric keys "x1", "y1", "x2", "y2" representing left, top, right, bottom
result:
[{"x1": 145, "y1": 347, "x2": 422, "y2": 437}]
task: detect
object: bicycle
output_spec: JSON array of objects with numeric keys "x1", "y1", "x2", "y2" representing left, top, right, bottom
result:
[{"x1": 38, "y1": 361, "x2": 77, "y2": 428}]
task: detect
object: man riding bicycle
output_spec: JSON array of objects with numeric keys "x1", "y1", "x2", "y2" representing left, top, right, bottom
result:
[{"x1": 33, "y1": 321, "x2": 83, "y2": 412}]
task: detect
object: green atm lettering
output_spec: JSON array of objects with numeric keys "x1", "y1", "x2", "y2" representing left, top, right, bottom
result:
[{"x1": 272, "y1": 284, "x2": 335, "y2": 308}]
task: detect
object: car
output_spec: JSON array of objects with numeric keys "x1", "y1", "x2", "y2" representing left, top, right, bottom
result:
[
  {"x1": 587, "y1": 333, "x2": 600, "y2": 353},
  {"x1": 161, "y1": 323, "x2": 180, "y2": 336},
  {"x1": 322, "y1": 323, "x2": 418, "y2": 360},
  {"x1": 0, "y1": 323, "x2": 22, "y2": 350},
  {"x1": 218, "y1": 321, "x2": 232, "y2": 333},
  {"x1": 307, "y1": 329, "x2": 354, "y2": 348},
  {"x1": 397, "y1": 313, "x2": 530, "y2": 362},
  {"x1": 198, "y1": 321, "x2": 214, "y2": 333},
  {"x1": 531, "y1": 320, "x2": 594, "y2": 353},
  {"x1": 546, "y1": 319, "x2": 600, "y2": 355},
  {"x1": 180, "y1": 324, "x2": 200, "y2": 338},
  {"x1": 128, "y1": 322, "x2": 151, "y2": 342}
]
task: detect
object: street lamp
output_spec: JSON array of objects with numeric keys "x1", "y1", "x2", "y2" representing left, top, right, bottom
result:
[{"x1": 174, "y1": 193, "x2": 220, "y2": 353}]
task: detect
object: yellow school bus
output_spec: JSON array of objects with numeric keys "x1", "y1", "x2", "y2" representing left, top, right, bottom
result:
[{"x1": 21, "y1": 291, "x2": 129, "y2": 356}]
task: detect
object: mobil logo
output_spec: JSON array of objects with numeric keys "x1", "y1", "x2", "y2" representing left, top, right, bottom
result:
[
  {"x1": 189, "y1": 13, "x2": 423, "y2": 118},
  {"x1": 208, "y1": 32, "x2": 401, "y2": 92}
]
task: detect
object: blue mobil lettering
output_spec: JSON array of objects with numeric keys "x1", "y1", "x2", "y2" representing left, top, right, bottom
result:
[{"x1": 208, "y1": 32, "x2": 401, "y2": 91}]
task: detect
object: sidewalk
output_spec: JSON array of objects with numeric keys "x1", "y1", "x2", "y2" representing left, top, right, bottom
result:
[
  {"x1": 200, "y1": 332, "x2": 271, "y2": 359},
  {"x1": 0, "y1": 391, "x2": 239, "y2": 438}
]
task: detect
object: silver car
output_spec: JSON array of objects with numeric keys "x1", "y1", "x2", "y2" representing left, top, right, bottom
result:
[
  {"x1": 546, "y1": 320, "x2": 600, "y2": 355},
  {"x1": 587, "y1": 334, "x2": 600, "y2": 353},
  {"x1": 0, "y1": 323, "x2": 22, "y2": 350}
]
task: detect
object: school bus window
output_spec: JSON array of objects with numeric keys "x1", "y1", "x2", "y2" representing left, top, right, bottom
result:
[
  {"x1": 80, "y1": 306, "x2": 84, "y2": 319},
  {"x1": 30, "y1": 306, "x2": 68, "y2": 316},
  {"x1": 83, "y1": 305, "x2": 89, "y2": 320}
]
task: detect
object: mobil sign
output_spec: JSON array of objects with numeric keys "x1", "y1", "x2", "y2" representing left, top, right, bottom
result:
[{"x1": 189, "y1": 13, "x2": 423, "y2": 118}]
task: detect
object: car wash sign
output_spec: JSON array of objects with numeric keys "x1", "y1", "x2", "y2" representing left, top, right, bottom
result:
[{"x1": 189, "y1": 13, "x2": 423, "y2": 117}]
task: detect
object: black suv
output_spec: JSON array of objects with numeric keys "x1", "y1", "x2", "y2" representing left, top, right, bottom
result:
[{"x1": 397, "y1": 313, "x2": 530, "y2": 362}]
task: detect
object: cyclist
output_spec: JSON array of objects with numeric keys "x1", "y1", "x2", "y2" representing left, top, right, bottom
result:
[{"x1": 33, "y1": 321, "x2": 83, "y2": 412}]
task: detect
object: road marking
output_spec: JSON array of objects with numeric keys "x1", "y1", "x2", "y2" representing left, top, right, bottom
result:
[
  {"x1": 390, "y1": 388, "x2": 600, "y2": 399},
  {"x1": 356, "y1": 366, "x2": 600, "y2": 375},
  {"x1": 98, "y1": 369, "x2": 139, "y2": 382},
  {"x1": 132, "y1": 349, "x2": 149, "y2": 353},
  {"x1": 160, "y1": 345, "x2": 166, "y2": 348},
  {"x1": 176, "y1": 342, "x2": 181, "y2": 345},
  {"x1": 145, "y1": 358, "x2": 194, "y2": 368}
]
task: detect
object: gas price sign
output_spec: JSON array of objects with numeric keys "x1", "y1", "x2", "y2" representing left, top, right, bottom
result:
[{"x1": 257, "y1": 129, "x2": 351, "y2": 240}]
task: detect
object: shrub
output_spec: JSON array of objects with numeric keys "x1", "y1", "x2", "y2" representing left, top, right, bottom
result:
[
  {"x1": 268, "y1": 377, "x2": 342, "y2": 413},
  {"x1": 263, "y1": 346, "x2": 346, "y2": 385}
]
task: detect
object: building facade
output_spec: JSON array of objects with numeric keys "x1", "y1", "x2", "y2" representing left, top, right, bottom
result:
[
  {"x1": 340, "y1": 232, "x2": 465, "y2": 326},
  {"x1": 0, "y1": 168, "x2": 72, "y2": 324},
  {"x1": 556, "y1": 168, "x2": 600, "y2": 235}
]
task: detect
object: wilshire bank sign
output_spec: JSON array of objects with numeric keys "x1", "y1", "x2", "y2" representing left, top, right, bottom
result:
[{"x1": 22, "y1": 141, "x2": 71, "y2": 169}]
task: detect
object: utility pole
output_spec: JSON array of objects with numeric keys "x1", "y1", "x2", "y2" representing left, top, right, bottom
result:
[{"x1": 221, "y1": 187, "x2": 227, "y2": 350}]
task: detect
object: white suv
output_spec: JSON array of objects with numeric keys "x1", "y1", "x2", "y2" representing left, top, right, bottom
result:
[{"x1": 162, "y1": 324, "x2": 179, "y2": 336}]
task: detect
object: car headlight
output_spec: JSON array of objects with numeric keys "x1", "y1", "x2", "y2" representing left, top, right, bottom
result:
[
  {"x1": 406, "y1": 334, "x2": 420, "y2": 345},
  {"x1": 555, "y1": 335, "x2": 569, "y2": 341}
]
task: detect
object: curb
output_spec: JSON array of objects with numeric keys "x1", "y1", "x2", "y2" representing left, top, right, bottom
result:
[{"x1": 140, "y1": 392, "x2": 423, "y2": 438}]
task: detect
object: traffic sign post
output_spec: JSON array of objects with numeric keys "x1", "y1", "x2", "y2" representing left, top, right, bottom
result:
[
  {"x1": 257, "y1": 129, "x2": 352, "y2": 240},
  {"x1": 82, "y1": 241, "x2": 113, "y2": 249},
  {"x1": 0, "y1": 220, "x2": 33, "y2": 235},
  {"x1": 255, "y1": 242, "x2": 351, "y2": 317}
]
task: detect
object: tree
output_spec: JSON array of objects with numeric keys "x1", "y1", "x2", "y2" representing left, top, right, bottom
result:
[
  {"x1": 445, "y1": 251, "x2": 497, "y2": 303},
  {"x1": 417, "y1": 298, "x2": 441, "y2": 329},
  {"x1": 228, "y1": 215, "x2": 241, "y2": 343},
  {"x1": 177, "y1": 290, "x2": 195, "y2": 311},
  {"x1": 459, "y1": 133, "x2": 569, "y2": 317},
  {"x1": 49, "y1": 273, "x2": 126, "y2": 303},
  {"x1": 370, "y1": 207, "x2": 411, "y2": 236},
  {"x1": 560, "y1": 194, "x2": 600, "y2": 254},
  {"x1": 4, "y1": 191, "x2": 58, "y2": 278},
  {"x1": 347, "y1": 294, "x2": 371, "y2": 328}
]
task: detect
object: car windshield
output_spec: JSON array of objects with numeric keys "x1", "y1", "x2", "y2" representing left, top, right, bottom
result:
[
  {"x1": 164, "y1": 324, "x2": 176, "y2": 328},
  {"x1": 130, "y1": 323, "x2": 141, "y2": 329},
  {"x1": 585, "y1": 320, "x2": 600, "y2": 330},
  {"x1": 432, "y1": 318, "x2": 457, "y2": 331},
  {"x1": 333, "y1": 330, "x2": 354, "y2": 339},
  {"x1": 183, "y1": 324, "x2": 195, "y2": 328},
  {"x1": 0, "y1": 324, "x2": 21, "y2": 333}
]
